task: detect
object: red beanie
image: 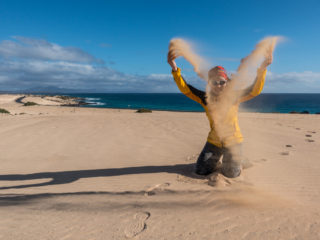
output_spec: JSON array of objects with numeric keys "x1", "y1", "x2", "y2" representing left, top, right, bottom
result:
[{"x1": 208, "y1": 66, "x2": 228, "y2": 80}]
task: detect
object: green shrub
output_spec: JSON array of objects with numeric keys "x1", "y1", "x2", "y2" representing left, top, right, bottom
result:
[
  {"x1": 0, "y1": 108, "x2": 10, "y2": 114},
  {"x1": 24, "y1": 102, "x2": 38, "y2": 106},
  {"x1": 136, "y1": 108, "x2": 152, "y2": 113},
  {"x1": 57, "y1": 95, "x2": 72, "y2": 100}
]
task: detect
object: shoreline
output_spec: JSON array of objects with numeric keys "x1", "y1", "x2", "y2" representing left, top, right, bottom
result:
[{"x1": 1, "y1": 93, "x2": 319, "y2": 115}]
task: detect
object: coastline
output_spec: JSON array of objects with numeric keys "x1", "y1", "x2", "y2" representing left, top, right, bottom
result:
[{"x1": 1, "y1": 93, "x2": 320, "y2": 114}]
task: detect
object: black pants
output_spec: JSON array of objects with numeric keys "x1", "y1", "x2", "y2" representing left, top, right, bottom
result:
[{"x1": 195, "y1": 142, "x2": 242, "y2": 178}]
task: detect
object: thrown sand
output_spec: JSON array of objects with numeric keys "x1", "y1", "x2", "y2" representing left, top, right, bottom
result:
[{"x1": 0, "y1": 95, "x2": 320, "y2": 240}]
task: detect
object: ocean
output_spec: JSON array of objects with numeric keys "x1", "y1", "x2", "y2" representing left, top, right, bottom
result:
[{"x1": 66, "y1": 93, "x2": 320, "y2": 114}]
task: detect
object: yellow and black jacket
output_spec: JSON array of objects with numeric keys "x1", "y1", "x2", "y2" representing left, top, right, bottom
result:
[{"x1": 172, "y1": 67, "x2": 267, "y2": 147}]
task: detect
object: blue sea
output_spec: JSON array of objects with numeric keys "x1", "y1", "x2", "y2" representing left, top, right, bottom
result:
[{"x1": 66, "y1": 93, "x2": 320, "y2": 114}]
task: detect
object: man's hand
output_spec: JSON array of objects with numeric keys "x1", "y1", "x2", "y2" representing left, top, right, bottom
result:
[
  {"x1": 167, "y1": 49, "x2": 178, "y2": 72},
  {"x1": 261, "y1": 47, "x2": 273, "y2": 69}
]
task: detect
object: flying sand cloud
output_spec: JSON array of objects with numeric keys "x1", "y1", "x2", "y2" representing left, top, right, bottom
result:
[
  {"x1": 169, "y1": 36, "x2": 283, "y2": 144},
  {"x1": 0, "y1": 36, "x2": 319, "y2": 93}
]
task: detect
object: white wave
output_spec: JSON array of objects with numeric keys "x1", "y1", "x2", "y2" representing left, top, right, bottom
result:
[
  {"x1": 89, "y1": 102, "x2": 106, "y2": 106},
  {"x1": 85, "y1": 97, "x2": 101, "y2": 101}
]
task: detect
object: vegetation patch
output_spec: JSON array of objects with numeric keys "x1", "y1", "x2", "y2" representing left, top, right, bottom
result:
[
  {"x1": 136, "y1": 108, "x2": 152, "y2": 113},
  {"x1": 23, "y1": 101, "x2": 38, "y2": 106},
  {"x1": 57, "y1": 95, "x2": 73, "y2": 100},
  {"x1": 0, "y1": 108, "x2": 10, "y2": 114}
]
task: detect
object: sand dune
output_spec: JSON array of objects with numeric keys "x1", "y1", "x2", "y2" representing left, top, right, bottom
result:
[{"x1": 0, "y1": 94, "x2": 319, "y2": 239}]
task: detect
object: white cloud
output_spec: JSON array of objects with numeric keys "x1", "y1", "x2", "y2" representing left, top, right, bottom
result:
[
  {"x1": 0, "y1": 58, "x2": 184, "y2": 92},
  {"x1": 0, "y1": 36, "x2": 102, "y2": 63},
  {"x1": 0, "y1": 36, "x2": 206, "y2": 92},
  {"x1": 148, "y1": 74, "x2": 172, "y2": 81},
  {"x1": 264, "y1": 71, "x2": 320, "y2": 93},
  {"x1": 1, "y1": 36, "x2": 319, "y2": 93},
  {"x1": 267, "y1": 71, "x2": 320, "y2": 83}
]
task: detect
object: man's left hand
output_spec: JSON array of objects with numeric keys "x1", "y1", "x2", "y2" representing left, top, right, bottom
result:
[{"x1": 261, "y1": 47, "x2": 273, "y2": 68}]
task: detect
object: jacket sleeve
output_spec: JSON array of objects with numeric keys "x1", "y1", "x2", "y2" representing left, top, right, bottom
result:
[
  {"x1": 239, "y1": 67, "x2": 267, "y2": 103},
  {"x1": 172, "y1": 68, "x2": 206, "y2": 106}
]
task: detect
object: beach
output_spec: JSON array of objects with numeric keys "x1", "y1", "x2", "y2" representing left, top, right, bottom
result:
[{"x1": 0, "y1": 94, "x2": 320, "y2": 240}]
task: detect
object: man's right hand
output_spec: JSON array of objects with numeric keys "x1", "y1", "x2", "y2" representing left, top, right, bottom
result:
[
  {"x1": 167, "y1": 49, "x2": 178, "y2": 72},
  {"x1": 261, "y1": 46, "x2": 273, "y2": 69}
]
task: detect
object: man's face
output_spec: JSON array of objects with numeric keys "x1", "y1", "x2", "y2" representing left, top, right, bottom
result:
[{"x1": 208, "y1": 78, "x2": 227, "y2": 95}]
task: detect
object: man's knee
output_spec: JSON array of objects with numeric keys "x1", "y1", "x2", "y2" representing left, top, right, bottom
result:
[
  {"x1": 221, "y1": 144, "x2": 242, "y2": 178},
  {"x1": 195, "y1": 143, "x2": 222, "y2": 175},
  {"x1": 221, "y1": 162, "x2": 241, "y2": 178}
]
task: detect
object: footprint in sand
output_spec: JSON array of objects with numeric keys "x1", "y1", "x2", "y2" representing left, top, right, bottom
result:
[
  {"x1": 280, "y1": 145, "x2": 294, "y2": 156},
  {"x1": 124, "y1": 212, "x2": 150, "y2": 238},
  {"x1": 305, "y1": 134, "x2": 312, "y2": 137},
  {"x1": 280, "y1": 151, "x2": 290, "y2": 156},
  {"x1": 307, "y1": 131, "x2": 316, "y2": 134},
  {"x1": 144, "y1": 183, "x2": 170, "y2": 196},
  {"x1": 306, "y1": 139, "x2": 315, "y2": 143}
]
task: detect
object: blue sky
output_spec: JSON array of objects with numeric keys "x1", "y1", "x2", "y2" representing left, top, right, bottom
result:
[{"x1": 0, "y1": 0, "x2": 319, "y2": 92}]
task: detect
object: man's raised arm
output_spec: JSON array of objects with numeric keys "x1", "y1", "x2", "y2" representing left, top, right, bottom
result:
[
  {"x1": 239, "y1": 50, "x2": 273, "y2": 103},
  {"x1": 167, "y1": 50, "x2": 206, "y2": 106}
]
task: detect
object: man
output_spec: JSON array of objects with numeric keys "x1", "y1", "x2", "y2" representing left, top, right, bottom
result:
[{"x1": 167, "y1": 50, "x2": 272, "y2": 178}]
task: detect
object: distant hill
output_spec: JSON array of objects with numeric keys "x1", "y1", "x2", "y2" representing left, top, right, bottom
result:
[
  {"x1": 0, "y1": 86, "x2": 99, "y2": 94},
  {"x1": 22, "y1": 86, "x2": 81, "y2": 94}
]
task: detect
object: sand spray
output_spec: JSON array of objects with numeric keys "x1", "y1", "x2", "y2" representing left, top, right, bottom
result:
[
  {"x1": 169, "y1": 38, "x2": 210, "y2": 81},
  {"x1": 169, "y1": 36, "x2": 281, "y2": 144},
  {"x1": 169, "y1": 36, "x2": 282, "y2": 176}
]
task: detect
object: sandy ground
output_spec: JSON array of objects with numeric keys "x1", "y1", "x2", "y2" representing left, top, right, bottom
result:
[{"x1": 0, "y1": 94, "x2": 320, "y2": 240}]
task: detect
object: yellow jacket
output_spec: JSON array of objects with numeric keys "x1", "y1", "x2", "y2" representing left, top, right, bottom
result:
[{"x1": 172, "y1": 67, "x2": 267, "y2": 147}]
